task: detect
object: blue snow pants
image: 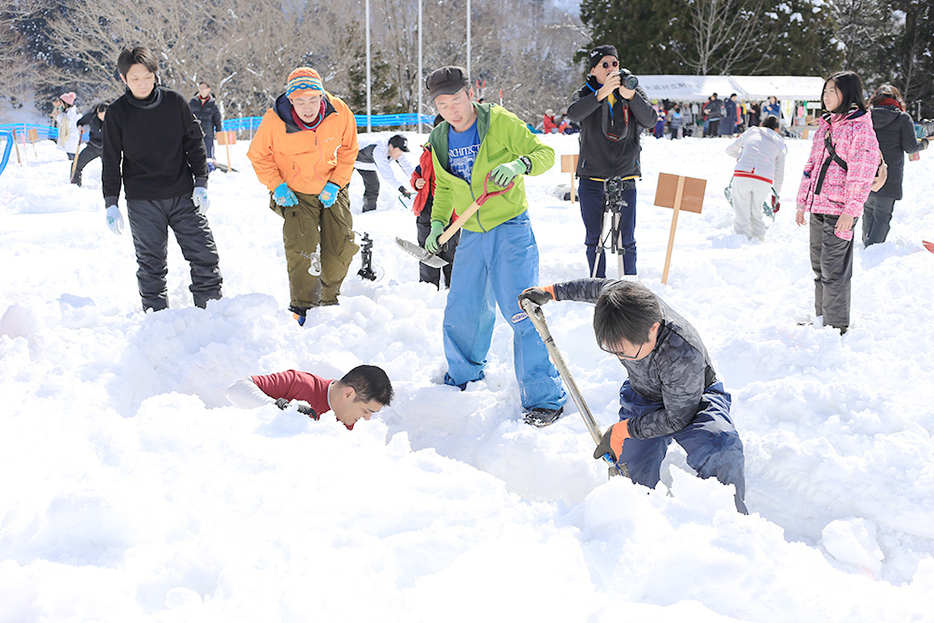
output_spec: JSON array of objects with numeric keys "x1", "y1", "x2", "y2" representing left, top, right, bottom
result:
[
  {"x1": 615, "y1": 380, "x2": 748, "y2": 513},
  {"x1": 442, "y1": 212, "x2": 567, "y2": 411},
  {"x1": 578, "y1": 177, "x2": 637, "y2": 277}
]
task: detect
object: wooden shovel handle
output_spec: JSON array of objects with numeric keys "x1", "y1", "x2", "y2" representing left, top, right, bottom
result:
[{"x1": 438, "y1": 172, "x2": 514, "y2": 244}]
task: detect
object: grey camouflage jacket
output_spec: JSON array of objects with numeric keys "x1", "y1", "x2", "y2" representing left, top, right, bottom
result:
[{"x1": 553, "y1": 279, "x2": 719, "y2": 439}]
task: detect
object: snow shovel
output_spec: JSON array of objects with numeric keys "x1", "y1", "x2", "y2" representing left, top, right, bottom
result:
[
  {"x1": 518, "y1": 298, "x2": 629, "y2": 478},
  {"x1": 395, "y1": 172, "x2": 513, "y2": 269}
]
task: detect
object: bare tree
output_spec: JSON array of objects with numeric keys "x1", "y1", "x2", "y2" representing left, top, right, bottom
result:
[{"x1": 679, "y1": 0, "x2": 773, "y2": 75}]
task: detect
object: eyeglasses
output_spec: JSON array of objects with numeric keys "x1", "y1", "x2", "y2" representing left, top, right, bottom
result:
[
  {"x1": 601, "y1": 60, "x2": 619, "y2": 69},
  {"x1": 599, "y1": 340, "x2": 644, "y2": 360}
]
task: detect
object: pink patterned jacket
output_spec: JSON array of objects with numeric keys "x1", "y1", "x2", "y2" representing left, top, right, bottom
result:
[{"x1": 796, "y1": 109, "x2": 879, "y2": 240}]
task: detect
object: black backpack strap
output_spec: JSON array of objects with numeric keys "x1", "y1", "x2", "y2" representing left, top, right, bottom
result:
[{"x1": 815, "y1": 130, "x2": 848, "y2": 195}]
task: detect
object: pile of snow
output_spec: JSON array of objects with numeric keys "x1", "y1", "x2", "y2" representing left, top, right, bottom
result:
[{"x1": 2, "y1": 129, "x2": 933, "y2": 621}]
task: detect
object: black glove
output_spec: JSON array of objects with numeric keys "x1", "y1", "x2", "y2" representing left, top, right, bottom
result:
[
  {"x1": 296, "y1": 403, "x2": 318, "y2": 419},
  {"x1": 274, "y1": 397, "x2": 318, "y2": 419},
  {"x1": 518, "y1": 286, "x2": 555, "y2": 307},
  {"x1": 399, "y1": 186, "x2": 413, "y2": 200}
]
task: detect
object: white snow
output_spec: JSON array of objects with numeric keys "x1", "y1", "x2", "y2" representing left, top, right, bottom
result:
[{"x1": 1, "y1": 128, "x2": 933, "y2": 621}]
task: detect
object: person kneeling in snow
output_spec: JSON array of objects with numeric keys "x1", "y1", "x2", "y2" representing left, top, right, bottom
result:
[
  {"x1": 225, "y1": 365, "x2": 393, "y2": 430},
  {"x1": 519, "y1": 279, "x2": 748, "y2": 513}
]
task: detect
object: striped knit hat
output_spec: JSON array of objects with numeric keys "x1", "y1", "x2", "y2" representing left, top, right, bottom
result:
[{"x1": 285, "y1": 67, "x2": 324, "y2": 99}]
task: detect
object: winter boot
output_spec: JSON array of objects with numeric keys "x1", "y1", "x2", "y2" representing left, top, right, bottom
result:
[{"x1": 523, "y1": 406, "x2": 565, "y2": 427}]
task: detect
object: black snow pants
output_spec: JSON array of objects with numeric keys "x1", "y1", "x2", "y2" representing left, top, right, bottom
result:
[{"x1": 127, "y1": 195, "x2": 223, "y2": 311}]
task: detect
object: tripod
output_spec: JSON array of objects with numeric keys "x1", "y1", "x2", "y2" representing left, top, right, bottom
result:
[
  {"x1": 592, "y1": 176, "x2": 630, "y2": 278},
  {"x1": 357, "y1": 232, "x2": 377, "y2": 281}
]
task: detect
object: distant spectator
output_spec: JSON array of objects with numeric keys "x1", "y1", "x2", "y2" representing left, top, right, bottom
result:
[
  {"x1": 71, "y1": 101, "x2": 108, "y2": 186},
  {"x1": 668, "y1": 104, "x2": 683, "y2": 140},
  {"x1": 720, "y1": 93, "x2": 739, "y2": 136},
  {"x1": 51, "y1": 92, "x2": 80, "y2": 164},
  {"x1": 543, "y1": 108, "x2": 560, "y2": 134},
  {"x1": 861, "y1": 85, "x2": 931, "y2": 246},
  {"x1": 703, "y1": 93, "x2": 724, "y2": 137},
  {"x1": 189, "y1": 81, "x2": 223, "y2": 160},
  {"x1": 763, "y1": 96, "x2": 780, "y2": 120}
]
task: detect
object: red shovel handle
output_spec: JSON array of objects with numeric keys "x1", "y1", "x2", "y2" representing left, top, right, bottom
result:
[{"x1": 478, "y1": 171, "x2": 514, "y2": 205}]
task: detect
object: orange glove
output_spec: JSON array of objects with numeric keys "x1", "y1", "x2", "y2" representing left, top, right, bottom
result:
[{"x1": 593, "y1": 420, "x2": 631, "y2": 462}]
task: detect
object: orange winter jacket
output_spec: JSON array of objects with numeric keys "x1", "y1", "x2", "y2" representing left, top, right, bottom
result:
[{"x1": 247, "y1": 91, "x2": 359, "y2": 195}]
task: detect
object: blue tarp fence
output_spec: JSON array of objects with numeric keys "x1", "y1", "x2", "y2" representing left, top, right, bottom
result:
[
  {"x1": 1, "y1": 113, "x2": 434, "y2": 152},
  {"x1": 222, "y1": 113, "x2": 435, "y2": 133}
]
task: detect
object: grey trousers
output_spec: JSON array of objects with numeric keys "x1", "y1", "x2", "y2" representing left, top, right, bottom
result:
[
  {"x1": 861, "y1": 193, "x2": 897, "y2": 247},
  {"x1": 127, "y1": 195, "x2": 223, "y2": 311},
  {"x1": 808, "y1": 213, "x2": 855, "y2": 329}
]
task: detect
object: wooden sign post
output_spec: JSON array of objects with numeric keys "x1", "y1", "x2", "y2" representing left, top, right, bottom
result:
[
  {"x1": 216, "y1": 130, "x2": 236, "y2": 172},
  {"x1": 27, "y1": 128, "x2": 39, "y2": 157},
  {"x1": 560, "y1": 154, "x2": 578, "y2": 202},
  {"x1": 11, "y1": 128, "x2": 22, "y2": 164},
  {"x1": 654, "y1": 173, "x2": 706, "y2": 285}
]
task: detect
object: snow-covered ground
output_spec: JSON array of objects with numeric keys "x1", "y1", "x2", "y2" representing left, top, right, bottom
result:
[{"x1": 2, "y1": 128, "x2": 933, "y2": 621}]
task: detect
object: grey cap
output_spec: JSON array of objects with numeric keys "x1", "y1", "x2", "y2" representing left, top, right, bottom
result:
[{"x1": 426, "y1": 66, "x2": 469, "y2": 100}]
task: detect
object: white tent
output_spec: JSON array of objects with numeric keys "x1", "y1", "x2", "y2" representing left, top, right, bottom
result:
[
  {"x1": 637, "y1": 75, "x2": 743, "y2": 103},
  {"x1": 729, "y1": 76, "x2": 825, "y2": 101},
  {"x1": 638, "y1": 75, "x2": 824, "y2": 103}
]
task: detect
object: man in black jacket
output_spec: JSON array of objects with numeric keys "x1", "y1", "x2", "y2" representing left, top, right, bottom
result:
[
  {"x1": 102, "y1": 46, "x2": 223, "y2": 312},
  {"x1": 189, "y1": 81, "x2": 223, "y2": 159},
  {"x1": 566, "y1": 45, "x2": 657, "y2": 278},
  {"x1": 71, "y1": 101, "x2": 108, "y2": 186}
]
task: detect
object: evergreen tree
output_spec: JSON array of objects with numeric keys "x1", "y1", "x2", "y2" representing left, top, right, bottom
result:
[{"x1": 579, "y1": 0, "x2": 690, "y2": 75}]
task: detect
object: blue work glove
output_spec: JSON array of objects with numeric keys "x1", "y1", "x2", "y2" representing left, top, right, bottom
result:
[
  {"x1": 273, "y1": 182, "x2": 298, "y2": 207},
  {"x1": 106, "y1": 205, "x2": 124, "y2": 235},
  {"x1": 490, "y1": 159, "x2": 526, "y2": 188},
  {"x1": 424, "y1": 220, "x2": 445, "y2": 253},
  {"x1": 192, "y1": 187, "x2": 210, "y2": 215},
  {"x1": 319, "y1": 182, "x2": 340, "y2": 208}
]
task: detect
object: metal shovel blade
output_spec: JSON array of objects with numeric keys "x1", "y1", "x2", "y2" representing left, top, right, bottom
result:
[{"x1": 395, "y1": 237, "x2": 448, "y2": 268}]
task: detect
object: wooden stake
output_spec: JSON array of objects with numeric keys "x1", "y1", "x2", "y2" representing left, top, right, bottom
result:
[
  {"x1": 71, "y1": 141, "x2": 83, "y2": 182},
  {"x1": 661, "y1": 176, "x2": 685, "y2": 285},
  {"x1": 11, "y1": 128, "x2": 22, "y2": 164},
  {"x1": 27, "y1": 128, "x2": 38, "y2": 157}
]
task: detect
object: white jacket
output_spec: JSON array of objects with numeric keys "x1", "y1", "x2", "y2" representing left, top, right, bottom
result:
[
  {"x1": 354, "y1": 136, "x2": 414, "y2": 189},
  {"x1": 55, "y1": 107, "x2": 80, "y2": 153},
  {"x1": 725, "y1": 126, "x2": 786, "y2": 194}
]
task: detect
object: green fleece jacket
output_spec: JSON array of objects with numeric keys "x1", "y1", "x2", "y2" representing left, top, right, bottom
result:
[{"x1": 428, "y1": 103, "x2": 555, "y2": 232}]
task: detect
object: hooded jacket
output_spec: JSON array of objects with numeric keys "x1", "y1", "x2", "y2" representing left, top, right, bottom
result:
[
  {"x1": 726, "y1": 126, "x2": 787, "y2": 193},
  {"x1": 796, "y1": 109, "x2": 879, "y2": 228},
  {"x1": 427, "y1": 102, "x2": 554, "y2": 233},
  {"x1": 566, "y1": 76, "x2": 657, "y2": 180},
  {"x1": 868, "y1": 105, "x2": 929, "y2": 200},
  {"x1": 247, "y1": 91, "x2": 358, "y2": 195}
]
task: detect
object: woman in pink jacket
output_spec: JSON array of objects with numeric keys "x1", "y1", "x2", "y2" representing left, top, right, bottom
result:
[{"x1": 795, "y1": 71, "x2": 879, "y2": 334}]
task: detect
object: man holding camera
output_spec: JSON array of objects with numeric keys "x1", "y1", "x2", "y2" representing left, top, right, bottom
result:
[{"x1": 566, "y1": 45, "x2": 657, "y2": 279}]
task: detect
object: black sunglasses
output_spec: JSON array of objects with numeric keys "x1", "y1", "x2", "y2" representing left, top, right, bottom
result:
[{"x1": 601, "y1": 60, "x2": 619, "y2": 69}]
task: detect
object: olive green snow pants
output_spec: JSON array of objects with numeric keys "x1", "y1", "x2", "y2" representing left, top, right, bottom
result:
[{"x1": 276, "y1": 186, "x2": 358, "y2": 308}]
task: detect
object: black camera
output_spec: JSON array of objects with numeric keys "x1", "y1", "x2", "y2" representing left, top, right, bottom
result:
[
  {"x1": 618, "y1": 69, "x2": 639, "y2": 91},
  {"x1": 604, "y1": 177, "x2": 630, "y2": 212}
]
